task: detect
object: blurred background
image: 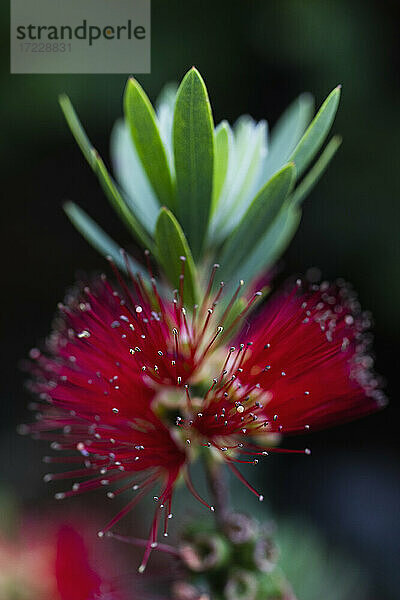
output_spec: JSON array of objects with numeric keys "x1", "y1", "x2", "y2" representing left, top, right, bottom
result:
[{"x1": 1, "y1": 0, "x2": 399, "y2": 598}]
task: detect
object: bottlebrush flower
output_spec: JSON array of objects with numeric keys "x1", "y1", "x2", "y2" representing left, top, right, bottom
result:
[{"x1": 22, "y1": 260, "x2": 385, "y2": 571}]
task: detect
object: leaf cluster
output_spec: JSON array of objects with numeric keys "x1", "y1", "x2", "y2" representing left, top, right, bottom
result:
[{"x1": 61, "y1": 68, "x2": 341, "y2": 303}]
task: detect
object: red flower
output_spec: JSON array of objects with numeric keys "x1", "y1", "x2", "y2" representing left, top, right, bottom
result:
[
  {"x1": 23, "y1": 264, "x2": 384, "y2": 570},
  {"x1": 56, "y1": 524, "x2": 112, "y2": 600},
  {"x1": 0, "y1": 521, "x2": 123, "y2": 600},
  {"x1": 189, "y1": 279, "x2": 385, "y2": 496}
]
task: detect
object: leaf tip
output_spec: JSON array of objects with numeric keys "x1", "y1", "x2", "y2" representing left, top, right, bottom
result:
[
  {"x1": 183, "y1": 66, "x2": 203, "y2": 84},
  {"x1": 125, "y1": 77, "x2": 140, "y2": 95},
  {"x1": 299, "y1": 91, "x2": 313, "y2": 103},
  {"x1": 63, "y1": 199, "x2": 74, "y2": 211},
  {"x1": 332, "y1": 85, "x2": 342, "y2": 101}
]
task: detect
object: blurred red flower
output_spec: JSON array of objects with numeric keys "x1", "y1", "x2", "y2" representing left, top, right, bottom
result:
[{"x1": 0, "y1": 521, "x2": 123, "y2": 599}]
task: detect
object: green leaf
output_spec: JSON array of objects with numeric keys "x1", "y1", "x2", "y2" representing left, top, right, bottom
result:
[
  {"x1": 63, "y1": 201, "x2": 146, "y2": 276},
  {"x1": 228, "y1": 118, "x2": 268, "y2": 224},
  {"x1": 263, "y1": 92, "x2": 314, "y2": 183},
  {"x1": 212, "y1": 121, "x2": 231, "y2": 212},
  {"x1": 218, "y1": 163, "x2": 296, "y2": 281},
  {"x1": 173, "y1": 67, "x2": 215, "y2": 259},
  {"x1": 59, "y1": 94, "x2": 96, "y2": 168},
  {"x1": 156, "y1": 82, "x2": 178, "y2": 170},
  {"x1": 155, "y1": 208, "x2": 197, "y2": 307},
  {"x1": 110, "y1": 120, "x2": 160, "y2": 233},
  {"x1": 239, "y1": 204, "x2": 302, "y2": 286},
  {"x1": 59, "y1": 95, "x2": 153, "y2": 249},
  {"x1": 124, "y1": 78, "x2": 175, "y2": 208},
  {"x1": 210, "y1": 117, "x2": 268, "y2": 241},
  {"x1": 92, "y1": 150, "x2": 154, "y2": 251},
  {"x1": 290, "y1": 135, "x2": 342, "y2": 206},
  {"x1": 155, "y1": 82, "x2": 178, "y2": 172},
  {"x1": 289, "y1": 86, "x2": 341, "y2": 178},
  {"x1": 156, "y1": 82, "x2": 178, "y2": 113}
]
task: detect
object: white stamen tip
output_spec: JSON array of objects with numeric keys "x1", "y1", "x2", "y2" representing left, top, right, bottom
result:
[
  {"x1": 77, "y1": 330, "x2": 91, "y2": 339},
  {"x1": 259, "y1": 495, "x2": 264, "y2": 502}
]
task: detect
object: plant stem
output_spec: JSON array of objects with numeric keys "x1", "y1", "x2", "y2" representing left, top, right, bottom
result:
[{"x1": 204, "y1": 457, "x2": 230, "y2": 527}]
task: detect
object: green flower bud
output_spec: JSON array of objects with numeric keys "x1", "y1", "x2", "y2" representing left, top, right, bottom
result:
[
  {"x1": 224, "y1": 569, "x2": 258, "y2": 600},
  {"x1": 171, "y1": 581, "x2": 211, "y2": 600},
  {"x1": 253, "y1": 537, "x2": 278, "y2": 573},
  {"x1": 223, "y1": 512, "x2": 258, "y2": 545},
  {"x1": 179, "y1": 532, "x2": 230, "y2": 572}
]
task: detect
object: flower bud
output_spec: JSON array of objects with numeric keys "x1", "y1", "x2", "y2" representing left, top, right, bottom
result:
[
  {"x1": 179, "y1": 533, "x2": 230, "y2": 572},
  {"x1": 171, "y1": 581, "x2": 210, "y2": 600},
  {"x1": 224, "y1": 569, "x2": 258, "y2": 600},
  {"x1": 224, "y1": 512, "x2": 258, "y2": 545},
  {"x1": 253, "y1": 537, "x2": 278, "y2": 573}
]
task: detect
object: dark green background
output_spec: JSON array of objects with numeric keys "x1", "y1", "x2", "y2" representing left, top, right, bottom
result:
[{"x1": 1, "y1": 1, "x2": 399, "y2": 598}]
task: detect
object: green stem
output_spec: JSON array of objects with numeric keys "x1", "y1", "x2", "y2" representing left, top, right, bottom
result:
[{"x1": 204, "y1": 456, "x2": 230, "y2": 528}]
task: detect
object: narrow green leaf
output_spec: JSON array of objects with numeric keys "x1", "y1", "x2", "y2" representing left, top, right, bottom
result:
[
  {"x1": 93, "y1": 150, "x2": 154, "y2": 251},
  {"x1": 290, "y1": 135, "x2": 342, "y2": 206},
  {"x1": 173, "y1": 67, "x2": 215, "y2": 259},
  {"x1": 124, "y1": 78, "x2": 175, "y2": 208},
  {"x1": 59, "y1": 94, "x2": 96, "y2": 168},
  {"x1": 212, "y1": 121, "x2": 231, "y2": 212},
  {"x1": 59, "y1": 95, "x2": 153, "y2": 249},
  {"x1": 210, "y1": 117, "x2": 268, "y2": 242},
  {"x1": 156, "y1": 82, "x2": 178, "y2": 173},
  {"x1": 289, "y1": 86, "x2": 341, "y2": 178},
  {"x1": 155, "y1": 81, "x2": 178, "y2": 114},
  {"x1": 219, "y1": 163, "x2": 296, "y2": 281},
  {"x1": 110, "y1": 120, "x2": 160, "y2": 233},
  {"x1": 228, "y1": 118, "x2": 268, "y2": 223},
  {"x1": 263, "y1": 93, "x2": 314, "y2": 183},
  {"x1": 239, "y1": 205, "x2": 302, "y2": 286},
  {"x1": 63, "y1": 201, "x2": 146, "y2": 276},
  {"x1": 155, "y1": 208, "x2": 197, "y2": 307}
]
